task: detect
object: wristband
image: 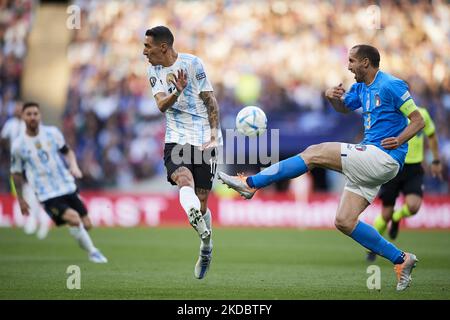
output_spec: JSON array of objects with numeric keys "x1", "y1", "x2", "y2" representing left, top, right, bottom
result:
[
  {"x1": 173, "y1": 90, "x2": 181, "y2": 97},
  {"x1": 432, "y1": 159, "x2": 441, "y2": 165}
]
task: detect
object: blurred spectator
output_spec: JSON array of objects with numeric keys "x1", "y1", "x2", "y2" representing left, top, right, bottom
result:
[{"x1": 0, "y1": 0, "x2": 34, "y2": 192}]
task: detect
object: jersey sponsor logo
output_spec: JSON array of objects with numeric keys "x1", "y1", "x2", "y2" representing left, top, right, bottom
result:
[
  {"x1": 401, "y1": 91, "x2": 410, "y2": 101},
  {"x1": 150, "y1": 77, "x2": 157, "y2": 87},
  {"x1": 196, "y1": 72, "x2": 206, "y2": 81},
  {"x1": 355, "y1": 144, "x2": 367, "y2": 151}
]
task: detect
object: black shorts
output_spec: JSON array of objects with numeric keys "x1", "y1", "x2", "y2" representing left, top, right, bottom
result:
[
  {"x1": 378, "y1": 163, "x2": 424, "y2": 206},
  {"x1": 42, "y1": 192, "x2": 88, "y2": 226},
  {"x1": 164, "y1": 143, "x2": 217, "y2": 190}
]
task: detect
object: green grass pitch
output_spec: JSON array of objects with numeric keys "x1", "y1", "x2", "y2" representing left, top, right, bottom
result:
[{"x1": 1, "y1": 227, "x2": 449, "y2": 299}]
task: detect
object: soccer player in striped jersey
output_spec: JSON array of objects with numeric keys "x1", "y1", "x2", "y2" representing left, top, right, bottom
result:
[
  {"x1": 219, "y1": 45, "x2": 425, "y2": 290},
  {"x1": 10, "y1": 102, "x2": 107, "y2": 263},
  {"x1": 367, "y1": 106, "x2": 442, "y2": 261},
  {"x1": 143, "y1": 26, "x2": 221, "y2": 279},
  {"x1": 1, "y1": 101, "x2": 49, "y2": 239}
]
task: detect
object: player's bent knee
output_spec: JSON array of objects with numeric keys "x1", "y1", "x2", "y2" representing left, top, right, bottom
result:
[
  {"x1": 63, "y1": 210, "x2": 81, "y2": 226},
  {"x1": 301, "y1": 144, "x2": 320, "y2": 167},
  {"x1": 407, "y1": 202, "x2": 421, "y2": 215},
  {"x1": 334, "y1": 217, "x2": 354, "y2": 235},
  {"x1": 172, "y1": 168, "x2": 194, "y2": 188},
  {"x1": 301, "y1": 143, "x2": 330, "y2": 167}
]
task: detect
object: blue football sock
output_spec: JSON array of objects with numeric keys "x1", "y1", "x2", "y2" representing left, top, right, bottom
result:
[
  {"x1": 350, "y1": 221, "x2": 405, "y2": 264},
  {"x1": 247, "y1": 155, "x2": 308, "y2": 189}
]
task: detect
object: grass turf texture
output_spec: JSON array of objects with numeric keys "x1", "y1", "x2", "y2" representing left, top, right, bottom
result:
[{"x1": 0, "y1": 227, "x2": 449, "y2": 299}]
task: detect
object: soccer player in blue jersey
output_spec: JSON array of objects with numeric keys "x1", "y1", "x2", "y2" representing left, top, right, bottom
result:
[
  {"x1": 218, "y1": 45, "x2": 425, "y2": 291},
  {"x1": 10, "y1": 102, "x2": 107, "y2": 263}
]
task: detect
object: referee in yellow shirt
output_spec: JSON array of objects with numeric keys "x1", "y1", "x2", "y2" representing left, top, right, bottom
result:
[{"x1": 367, "y1": 106, "x2": 443, "y2": 261}]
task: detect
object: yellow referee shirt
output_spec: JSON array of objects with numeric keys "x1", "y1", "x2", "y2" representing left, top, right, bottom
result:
[{"x1": 405, "y1": 107, "x2": 436, "y2": 164}]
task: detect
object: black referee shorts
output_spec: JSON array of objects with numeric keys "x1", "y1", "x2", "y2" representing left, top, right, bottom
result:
[
  {"x1": 164, "y1": 143, "x2": 217, "y2": 190},
  {"x1": 42, "y1": 192, "x2": 88, "y2": 226},
  {"x1": 378, "y1": 163, "x2": 424, "y2": 207}
]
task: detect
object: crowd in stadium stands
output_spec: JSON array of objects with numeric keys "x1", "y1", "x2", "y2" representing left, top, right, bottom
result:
[
  {"x1": 0, "y1": 0, "x2": 34, "y2": 189},
  {"x1": 1, "y1": 0, "x2": 449, "y2": 193}
]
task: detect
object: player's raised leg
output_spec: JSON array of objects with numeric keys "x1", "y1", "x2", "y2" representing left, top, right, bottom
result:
[
  {"x1": 194, "y1": 188, "x2": 213, "y2": 279},
  {"x1": 172, "y1": 167, "x2": 210, "y2": 239},
  {"x1": 335, "y1": 189, "x2": 418, "y2": 290},
  {"x1": 63, "y1": 209, "x2": 107, "y2": 263},
  {"x1": 218, "y1": 142, "x2": 342, "y2": 198}
]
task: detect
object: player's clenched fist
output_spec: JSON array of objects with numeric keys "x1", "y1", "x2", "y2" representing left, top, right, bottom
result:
[{"x1": 325, "y1": 83, "x2": 346, "y2": 100}]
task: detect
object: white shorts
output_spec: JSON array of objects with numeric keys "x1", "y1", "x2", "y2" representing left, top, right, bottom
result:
[{"x1": 341, "y1": 143, "x2": 400, "y2": 203}]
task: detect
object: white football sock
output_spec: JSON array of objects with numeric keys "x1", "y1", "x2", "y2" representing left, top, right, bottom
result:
[
  {"x1": 179, "y1": 186, "x2": 201, "y2": 215},
  {"x1": 69, "y1": 223, "x2": 96, "y2": 254},
  {"x1": 203, "y1": 208, "x2": 212, "y2": 232},
  {"x1": 201, "y1": 209, "x2": 213, "y2": 250}
]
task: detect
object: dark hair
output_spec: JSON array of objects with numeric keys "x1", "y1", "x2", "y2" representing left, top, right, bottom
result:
[
  {"x1": 145, "y1": 26, "x2": 174, "y2": 46},
  {"x1": 22, "y1": 101, "x2": 40, "y2": 111},
  {"x1": 352, "y1": 44, "x2": 380, "y2": 68}
]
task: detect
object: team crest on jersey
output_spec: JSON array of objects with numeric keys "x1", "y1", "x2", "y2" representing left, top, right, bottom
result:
[
  {"x1": 150, "y1": 77, "x2": 157, "y2": 88},
  {"x1": 355, "y1": 144, "x2": 367, "y2": 151},
  {"x1": 34, "y1": 141, "x2": 42, "y2": 149},
  {"x1": 375, "y1": 94, "x2": 381, "y2": 107},
  {"x1": 166, "y1": 73, "x2": 176, "y2": 85}
]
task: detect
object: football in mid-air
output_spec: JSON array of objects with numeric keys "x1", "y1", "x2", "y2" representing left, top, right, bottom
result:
[{"x1": 235, "y1": 106, "x2": 267, "y2": 137}]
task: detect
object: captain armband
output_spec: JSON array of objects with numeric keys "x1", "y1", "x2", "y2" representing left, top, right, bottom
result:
[{"x1": 399, "y1": 99, "x2": 418, "y2": 117}]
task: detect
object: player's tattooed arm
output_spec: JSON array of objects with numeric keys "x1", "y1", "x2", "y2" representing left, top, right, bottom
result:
[
  {"x1": 12, "y1": 173, "x2": 29, "y2": 215},
  {"x1": 200, "y1": 91, "x2": 220, "y2": 148}
]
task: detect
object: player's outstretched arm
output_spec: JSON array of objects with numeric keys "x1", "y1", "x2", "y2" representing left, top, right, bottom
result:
[
  {"x1": 325, "y1": 84, "x2": 351, "y2": 114},
  {"x1": 381, "y1": 110, "x2": 425, "y2": 149},
  {"x1": 199, "y1": 91, "x2": 220, "y2": 149},
  {"x1": 12, "y1": 173, "x2": 30, "y2": 215}
]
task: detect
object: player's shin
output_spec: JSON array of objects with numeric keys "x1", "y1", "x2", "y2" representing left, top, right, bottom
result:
[
  {"x1": 350, "y1": 221, "x2": 405, "y2": 264},
  {"x1": 69, "y1": 223, "x2": 96, "y2": 254},
  {"x1": 247, "y1": 155, "x2": 308, "y2": 188},
  {"x1": 179, "y1": 186, "x2": 209, "y2": 239},
  {"x1": 180, "y1": 186, "x2": 201, "y2": 213},
  {"x1": 201, "y1": 209, "x2": 213, "y2": 250}
]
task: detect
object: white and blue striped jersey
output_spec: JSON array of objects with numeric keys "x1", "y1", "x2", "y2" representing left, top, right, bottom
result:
[
  {"x1": 10, "y1": 125, "x2": 77, "y2": 202},
  {"x1": 148, "y1": 53, "x2": 223, "y2": 146}
]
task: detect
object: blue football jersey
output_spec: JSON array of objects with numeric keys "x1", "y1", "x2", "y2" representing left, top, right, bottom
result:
[{"x1": 343, "y1": 71, "x2": 414, "y2": 166}]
